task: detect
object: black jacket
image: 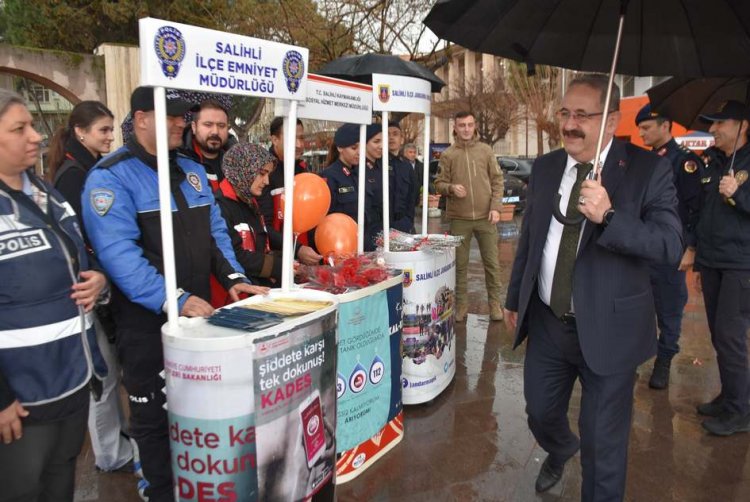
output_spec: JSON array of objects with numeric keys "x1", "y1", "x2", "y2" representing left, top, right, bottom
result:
[
  {"x1": 696, "y1": 144, "x2": 750, "y2": 270},
  {"x1": 215, "y1": 179, "x2": 289, "y2": 286},
  {"x1": 257, "y1": 146, "x2": 309, "y2": 224}
]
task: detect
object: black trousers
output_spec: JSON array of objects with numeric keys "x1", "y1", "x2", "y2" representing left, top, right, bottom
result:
[
  {"x1": 700, "y1": 267, "x2": 750, "y2": 415},
  {"x1": 118, "y1": 336, "x2": 174, "y2": 502},
  {"x1": 0, "y1": 405, "x2": 88, "y2": 502},
  {"x1": 524, "y1": 294, "x2": 637, "y2": 502}
]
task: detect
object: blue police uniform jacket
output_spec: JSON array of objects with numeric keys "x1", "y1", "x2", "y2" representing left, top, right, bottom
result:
[
  {"x1": 696, "y1": 143, "x2": 750, "y2": 270},
  {"x1": 82, "y1": 140, "x2": 249, "y2": 337},
  {"x1": 655, "y1": 138, "x2": 703, "y2": 247},
  {"x1": 0, "y1": 171, "x2": 107, "y2": 408}
]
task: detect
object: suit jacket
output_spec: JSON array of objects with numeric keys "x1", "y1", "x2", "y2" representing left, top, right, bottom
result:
[
  {"x1": 410, "y1": 159, "x2": 425, "y2": 203},
  {"x1": 505, "y1": 140, "x2": 683, "y2": 375}
]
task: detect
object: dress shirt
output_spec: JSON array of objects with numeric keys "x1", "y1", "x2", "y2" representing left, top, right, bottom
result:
[{"x1": 538, "y1": 140, "x2": 613, "y2": 309}]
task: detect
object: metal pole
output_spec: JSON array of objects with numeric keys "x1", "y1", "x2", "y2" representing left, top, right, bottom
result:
[
  {"x1": 382, "y1": 112, "x2": 390, "y2": 251},
  {"x1": 422, "y1": 113, "x2": 431, "y2": 234},
  {"x1": 357, "y1": 124, "x2": 366, "y2": 253},
  {"x1": 281, "y1": 101, "x2": 298, "y2": 291},
  {"x1": 154, "y1": 86, "x2": 179, "y2": 332},
  {"x1": 593, "y1": 13, "x2": 626, "y2": 178}
]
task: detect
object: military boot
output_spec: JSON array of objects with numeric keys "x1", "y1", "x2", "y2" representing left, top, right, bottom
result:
[
  {"x1": 649, "y1": 356, "x2": 672, "y2": 390},
  {"x1": 490, "y1": 302, "x2": 504, "y2": 321}
]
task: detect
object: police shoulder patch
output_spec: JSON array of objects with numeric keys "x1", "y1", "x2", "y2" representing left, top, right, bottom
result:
[
  {"x1": 683, "y1": 160, "x2": 698, "y2": 173},
  {"x1": 90, "y1": 189, "x2": 115, "y2": 216},
  {"x1": 186, "y1": 172, "x2": 203, "y2": 192}
]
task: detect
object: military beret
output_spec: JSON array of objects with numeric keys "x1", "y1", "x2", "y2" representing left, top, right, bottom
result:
[
  {"x1": 334, "y1": 123, "x2": 360, "y2": 148},
  {"x1": 366, "y1": 123, "x2": 382, "y2": 142},
  {"x1": 635, "y1": 103, "x2": 667, "y2": 126}
]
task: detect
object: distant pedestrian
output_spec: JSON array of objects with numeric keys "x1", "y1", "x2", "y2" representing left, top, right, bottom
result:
[{"x1": 434, "y1": 111, "x2": 504, "y2": 322}]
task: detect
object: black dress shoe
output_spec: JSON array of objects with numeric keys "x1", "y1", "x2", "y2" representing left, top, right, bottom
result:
[
  {"x1": 697, "y1": 395, "x2": 725, "y2": 417},
  {"x1": 535, "y1": 456, "x2": 564, "y2": 493},
  {"x1": 702, "y1": 411, "x2": 750, "y2": 436}
]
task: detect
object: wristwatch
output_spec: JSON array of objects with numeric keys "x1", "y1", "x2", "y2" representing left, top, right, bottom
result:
[{"x1": 602, "y1": 208, "x2": 615, "y2": 227}]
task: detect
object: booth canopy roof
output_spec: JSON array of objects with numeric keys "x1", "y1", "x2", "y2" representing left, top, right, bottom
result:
[{"x1": 318, "y1": 53, "x2": 445, "y2": 93}]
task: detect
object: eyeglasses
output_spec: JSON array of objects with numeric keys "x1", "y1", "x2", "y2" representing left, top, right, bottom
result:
[{"x1": 555, "y1": 109, "x2": 615, "y2": 123}]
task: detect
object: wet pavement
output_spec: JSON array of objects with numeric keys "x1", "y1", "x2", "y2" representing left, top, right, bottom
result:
[{"x1": 75, "y1": 212, "x2": 750, "y2": 501}]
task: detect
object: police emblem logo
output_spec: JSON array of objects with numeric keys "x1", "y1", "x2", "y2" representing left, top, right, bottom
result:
[
  {"x1": 402, "y1": 269, "x2": 413, "y2": 288},
  {"x1": 186, "y1": 172, "x2": 203, "y2": 192},
  {"x1": 735, "y1": 170, "x2": 748, "y2": 186},
  {"x1": 153, "y1": 26, "x2": 186, "y2": 79},
  {"x1": 684, "y1": 160, "x2": 698, "y2": 173},
  {"x1": 282, "y1": 50, "x2": 305, "y2": 93},
  {"x1": 91, "y1": 189, "x2": 115, "y2": 216},
  {"x1": 377, "y1": 84, "x2": 390, "y2": 104}
]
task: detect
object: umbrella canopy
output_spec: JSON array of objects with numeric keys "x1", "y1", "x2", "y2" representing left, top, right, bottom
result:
[
  {"x1": 647, "y1": 77, "x2": 750, "y2": 131},
  {"x1": 318, "y1": 53, "x2": 445, "y2": 93},
  {"x1": 424, "y1": 0, "x2": 750, "y2": 77}
]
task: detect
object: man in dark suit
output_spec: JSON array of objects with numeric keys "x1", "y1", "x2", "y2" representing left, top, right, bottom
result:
[
  {"x1": 404, "y1": 143, "x2": 425, "y2": 204},
  {"x1": 503, "y1": 74, "x2": 682, "y2": 501}
]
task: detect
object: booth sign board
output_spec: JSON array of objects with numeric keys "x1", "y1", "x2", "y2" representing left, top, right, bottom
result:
[
  {"x1": 371, "y1": 73, "x2": 431, "y2": 115},
  {"x1": 139, "y1": 17, "x2": 309, "y2": 100},
  {"x1": 275, "y1": 74, "x2": 373, "y2": 125}
]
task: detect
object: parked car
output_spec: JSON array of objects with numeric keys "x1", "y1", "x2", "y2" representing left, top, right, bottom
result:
[
  {"x1": 496, "y1": 156, "x2": 534, "y2": 183},
  {"x1": 428, "y1": 160, "x2": 527, "y2": 213}
]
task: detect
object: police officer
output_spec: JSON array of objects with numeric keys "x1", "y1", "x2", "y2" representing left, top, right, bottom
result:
[
  {"x1": 388, "y1": 123, "x2": 417, "y2": 233},
  {"x1": 636, "y1": 103, "x2": 703, "y2": 389},
  {"x1": 82, "y1": 87, "x2": 268, "y2": 501},
  {"x1": 693, "y1": 100, "x2": 750, "y2": 436},
  {"x1": 321, "y1": 123, "x2": 384, "y2": 251}
]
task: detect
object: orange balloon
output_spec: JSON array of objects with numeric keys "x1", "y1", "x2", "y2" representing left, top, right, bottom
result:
[
  {"x1": 292, "y1": 173, "x2": 331, "y2": 233},
  {"x1": 315, "y1": 213, "x2": 358, "y2": 258}
]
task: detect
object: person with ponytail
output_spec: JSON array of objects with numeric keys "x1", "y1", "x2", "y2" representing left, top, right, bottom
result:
[{"x1": 48, "y1": 101, "x2": 137, "y2": 475}]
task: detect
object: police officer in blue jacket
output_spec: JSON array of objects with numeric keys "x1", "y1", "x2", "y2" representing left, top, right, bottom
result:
[
  {"x1": 636, "y1": 103, "x2": 703, "y2": 389},
  {"x1": 83, "y1": 87, "x2": 268, "y2": 502},
  {"x1": 0, "y1": 89, "x2": 108, "y2": 502}
]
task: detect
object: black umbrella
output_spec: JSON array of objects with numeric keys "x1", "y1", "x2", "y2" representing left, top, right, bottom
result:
[
  {"x1": 425, "y1": 0, "x2": 750, "y2": 223},
  {"x1": 317, "y1": 53, "x2": 445, "y2": 93},
  {"x1": 648, "y1": 77, "x2": 749, "y2": 203},
  {"x1": 424, "y1": 0, "x2": 750, "y2": 77},
  {"x1": 647, "y1": 77, "x2": 750, "y2": 132}
]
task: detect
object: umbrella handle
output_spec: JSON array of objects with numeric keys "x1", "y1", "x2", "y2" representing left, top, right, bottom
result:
[{"x1": 552, "y1": 193, "x2": 585, "y2": 225}]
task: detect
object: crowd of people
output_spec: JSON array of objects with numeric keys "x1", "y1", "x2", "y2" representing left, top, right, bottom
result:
[
  {"x1": 0, "y1": 84, "x2": 435, "y2": 501},
  {"x1": 0, "y1": 72, "x2": 748, "y2": 502}
]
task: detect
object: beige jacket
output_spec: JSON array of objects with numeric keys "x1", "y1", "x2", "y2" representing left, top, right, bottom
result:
[{"x1": 434, "y1": 135, "x2": 504, "y2": 220}]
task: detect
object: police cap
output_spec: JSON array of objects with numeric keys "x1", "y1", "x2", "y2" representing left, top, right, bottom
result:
[
  {"x1": 131, "y1": 86, "x2": 195, "y2": 117},
  {"x1": 699, "y1": 100, "x2": 750, "y2": 123}
]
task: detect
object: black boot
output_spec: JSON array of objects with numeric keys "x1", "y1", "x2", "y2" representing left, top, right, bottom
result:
[
  {"x1": 697, "y1": 394, "x2": 725, "y2": 417},
  {"x1": 648, "y1": 356, "x2": 672, "y2": 390}
]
